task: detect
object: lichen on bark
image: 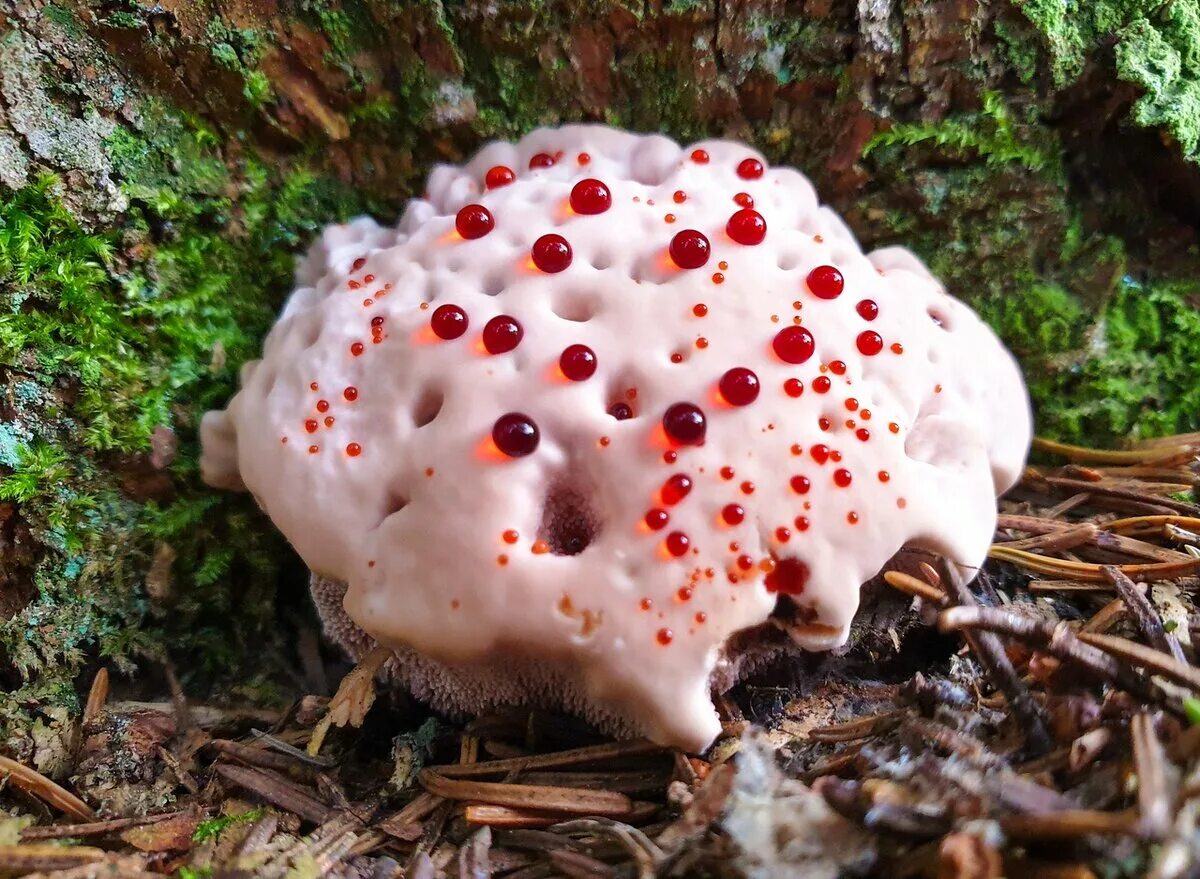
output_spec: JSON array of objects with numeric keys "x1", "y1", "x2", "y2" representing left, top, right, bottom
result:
[{"x1": 2, "y1": 0, "x2": 1200, "y2": 751}]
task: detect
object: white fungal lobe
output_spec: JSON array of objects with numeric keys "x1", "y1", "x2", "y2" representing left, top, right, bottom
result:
[{"x1": 201, "y1": 125, "x2": 1032, "y2": 751}]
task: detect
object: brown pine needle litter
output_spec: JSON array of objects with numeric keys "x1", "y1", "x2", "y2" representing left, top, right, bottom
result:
[{"x1": 6, "y1": 433, "x2": 1200, "y2": 877}]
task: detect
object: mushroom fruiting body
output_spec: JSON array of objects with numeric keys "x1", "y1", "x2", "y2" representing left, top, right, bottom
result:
[{"x1": 201, "y1": 126, "x2": 1031, "y2": 752}]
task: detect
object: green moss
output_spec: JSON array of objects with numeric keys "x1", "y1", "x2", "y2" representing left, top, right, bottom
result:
[
  {"x1": 1016, "y1": 0, "x2": 1200, "y2": 160},
  {"x1": 0, "y1": 96, "x2": 386, "y2": 731}
]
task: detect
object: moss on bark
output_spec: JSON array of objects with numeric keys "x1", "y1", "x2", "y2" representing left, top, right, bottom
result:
[{"x1": 2, "y1": 0, "x2": 1200, "y2": 747}]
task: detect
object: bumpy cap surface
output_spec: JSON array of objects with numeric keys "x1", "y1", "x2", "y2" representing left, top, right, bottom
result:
[{"x1": 201, "y1": 125, "x2": 1031, "y2": 751}]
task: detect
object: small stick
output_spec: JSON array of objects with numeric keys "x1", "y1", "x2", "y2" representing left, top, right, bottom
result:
[
  {"x1": 1101, "y1": 566, "x2": 1187, "y2": 663},
  {"x1": 419, "y1": 769, "x2": 635, "y2": 817},
  {"x1": 882, "y1": 570, "x2": 946, "y2": 604},
  {"x1": 0, "y1": 755, "x2": 94, "y2": 821},
  {"x1": 1076, "y1": 632, "x2": 1200, "y2": 692},
  {"x1": 1081, "y1": 597, "x2": 1126, "y2": 634},
  {"x1": 988, "y1": 546, "x2": 1200, "y2": 582},
  {"x1": 998, "y1": 523, "x2": 1097, "y2": 553},
  {"x1": 1032, "y1": 437, "x2": 1187, "y2": 464},
  {"x1": 807, "y1": 711, "x2": 906, "y2": 743},
  {"x1": 1039, "y1": 477, "x2": 1200, "y2": 516},
  {"x1": 1131, "y1": 713, "x2": 1172, "y2": 840},
  {"x1": 20, "y1": 809, "x2": 191, "y2": 840},
  {"x1": 428, "y1": 740, "x2": 665, "y2": 778},
  {"x1": 82, "y1": 667, "x2": 109, "y2": 726},
  {"x1": 1001, "y1": 808, "x2": 1141, "y2": 840}
]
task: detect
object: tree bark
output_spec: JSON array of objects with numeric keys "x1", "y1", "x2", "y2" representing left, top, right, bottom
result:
[{"x1": 1, "y1": 0, "x2": 1198, "y2": 740}]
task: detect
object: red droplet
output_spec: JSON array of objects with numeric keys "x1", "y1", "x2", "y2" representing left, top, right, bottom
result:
[
  {"x1": 829, "y1": 360, "x2": 847, "y2": 376},
  {"x1": 645, "y1": 508, "x2": 670, "y2": 530},
  {"x1": 764, "y1": 558, "x2": 809, "y2": 595},
  {"x1": 726, "y1": 209, "x2": 766, "y2": 245},
  {"x1": 784, "y1": 378, "x2": 804, "y2": 398},
  {"x1": 807, "y1": 265, "x2": 844, "y2": 299},
  {"x1": 794, "y1": 516, "x2": 810, "y2": 531},
  {"x1": 662, "y1": 473, "x2": 693, "y2": 505},
  {"x1": 891, "y1": 342, "x2": 904, "y2": 354},
  {"x1": 669, "y1": 230, "x2": 711, "y2": 269},
  {"x1": 737, "y1": 157, "x2": 764, "y2": 179},
  {"x1": 308, "y1": 445, "x2": 319, "y2": 454},
  {"x1": 346, "y1": 442, "x2": 362, "y2": 457},
  {"x1": 666, "y1": 531, "x2": 690, "y2": 556},
  {"x1": 720, "y1": 466, "x2": 735, "y2": 480},
  {"x1": 847, "y1": 512, "x2": 860, "y2": 525},
  {"x1": 662, "y1": 402, "x2": 706, "y2": 445},
  {"x1": 857, "y1": 299, "x2": 879, "y2": 321},
  {"x1": 734, "y1": 192, "x2": 754, "y2": 208},
  {"x1": 350, "y1": 341, "x2": 365, "y2": 356},
  {"x1": 343, "y1": 386, "x2": 358, "y2": 401},
  {"x1": 455, "y1": 204, "x2": 494, "y2": 239},
  {"x1": 818, "y1": 416, "x2": 831, "y2": 431},
  {"x1": 663, "y1": 450, "x2": 678, "y2": 464},
  {"x1": 811, "y1": 445, "x2": 830, "y2": 464},
  {"x1": 492, "y1": 413, "x2": 539, "y2": 457},
  {"x1": 305, "y1": 419, "x2": 318, "y2": 433},
  {"x1": 690, "y1": 149, "x2": 709, "y2": 163},
  {"x1": 722, "y1": 503, "x2": 745, "y2": 525},
  {"x1": 309, "y1": 382, "x2": 319, "y2": 391},
  {"x1": 693, "y1": 303, "x2": 708, "y2": 317},
  {"x1": 772, "y1": 326, "x2": 815, "y2": 364},
  {"x1": 316, "y1": 400, "x2": 330, "y2": 413},
  {"x1": 431, "y1": 304, "x2": 469, "y2": 340},
  {"x1": 577, "y1": 152, "x2": 591, "y2": 165},
  {"x1": 719, "y1": 367, "x2": 760, "y2": 406},
  {"x1": 486, "y1": 165, "x2": 515, "y2": 188},
  {"x1": 857, "y1": 331, "x2": 884, "y2": 356},
  {"x1": 856, "y1": 428, "x2": 871, "y2": 442},
  {"x1": 570, "y1": 178, "x2": 611, "y2": 214},
  {"x1": 790, "y1": 475, "x2": 811, "y2": 494},
  {"x1": 833, "y1": 468, "x2": 852, "y2": 487},
  {"x1": 711, "y1": 272, "x2": 724, "y2": 285},
  {"x1": 878, "y1": 470, "x2": 891, "y2": 482},
  {"x1": 560, "y1": 344, "x2": 597, "y2": 381},
  {"x1": 324, "y1": 416, "x2": 334, "y2": 427},
  {"x1": 503, "y1": 530, "x2": 520, "y2": 544},
  {"x1": 640, "y1": 598, "x2": 654, "y2": 611},
  {"x1": 889, "y1": 422, "x2": 900, "y2": 434},
  {"x1": 813, "y1": 376, "x2": 832, "y2": 394},
  {"x1": 531, "y1": 234, "x2": 572, "y2": 273},
  {"x1": 609, "y1": 402, "x2": 633, "y2": 420},
  {"x1": 657, "y1": 627, "x2": 674, "y2": 645},
  {"x1": 695, "y1": 611, "x2": 708, "y2": 623},
  {"x1": 673, "y1": 190, "x2": 687, "y2": 204},
  {"x1": 775, "y1": 527, "x2": 791, "y2": 542},
  {"x1": 371, "y1": 316, "x2": 385, "y2": 328},
  {"x1": 677, "y1": 586, "x2": 693, "y2": 601},
  {"x1": 483, "y1": 315, "x2": 523, "y2": 354},
  {"x1": 740, "y1": 481, "x2": 755, "y2": 495},
  {"x1": 529, "y1": 152, "x2": 555, "y2": 169},
  {"x1": 670, "y1": 352, "x2": 685, "y2": 364},
  {"x1": 351, "y1": 257, "x2": 366, "y2": 272}
]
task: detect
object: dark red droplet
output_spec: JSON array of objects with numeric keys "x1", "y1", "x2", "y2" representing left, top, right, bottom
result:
[
  {"x1": 662, "y1": 402, "x2": 706, "y2": 445},
  {"x1": 350, "y1": 342, "x2": 365, "y2": 356},
  {"x1": 857, "y1": 331, "x2": 884, "y2": 356},
  {"x1": 371, "y1": 316, "x2": 385, "y2": 328},
  {"x1": 690, "y1": 149, "x2": 709, "y2": 164},
  {"x1": 351, "y1": 257, "x2": 366, "y2": 272},
  {"x1": 657, "y1": 627, "x2": 674, "y2": 645},
  {"x1": 794, "y1": 516, "x2": 810, "y2": 531},
  {"x1": 316, "y1": 400, "x2": 330, "y2": 413},
  {"x1": 492, "y1": 413, "x2": 540, "y2": 457},
  {"x1": 784, "y1": 378, "x2": 804, "y2": 398},
  {"x1": 669, "y1": 230, "x2": 711, "y2": 269},
  {"x1": 790, "y1": 475, "x2": 811, "y2": 494},
  {"x1": 482, "y1": 315, "x2": 523, "y2": 354},
  {"x1": 857, "y1": 299, "x2": 879, "y2": 321},
  {"x1": 666, "y1": 531, "x2": 690, "y2": 556},
  {"x1": 818, "y1": 416, "x2": 831, "y2": 431},
  {"x1": 305, "y1": 419, "x2": 318, "y2": 434},
  {"x1": 856, "y1": 428, "x2": 871, "y2": 442},
  {"x1": 811, "y1": 444, "x2": 830, "y2": 464},
  {"x1": 346, "y1": 442, "x2": 362, "y2": 457},
  {"x1": 343, "y1": 386, "x2": 358, "y2": 401},
  {"x1": 455, "y1": 204, "x2": 494, "y2": 239},
  {"x1": 722, "y1": 504, "x2": 745, "y2": 525},
  {"x1": 813, "y1": 376, "x2": 832, "y2": 394},
  {"x1": 772, "y1": 326, "x2": 815, "y2": 364},
  {"x1": 737, "y1": 157, "x2": 764, "y2": 179},
  {"x1": 720, "y1": 466, "x2": 735, "y2": 480},
  {"x1": 719, "y1": 367, "x2": 760, "y2": 406},
  {"x1": 662, "y1": 473, "x2": 693, "y2": 505},
  {"x1": 833, "y1": 468, "x2": 852, "y2": 487},
  {"x1": 726, "y1": 209, "x2": 766, "y2": 246},
  {"x1": 431, "y1": 304, "x2": 469, "y2": 340},
  {"x1": 570, "y1": 178, "x2": 611, "y2": 215},
  {"x1": 645, "y1": 509, "x2": 670, "y2": 531},
  {"x1": 609, "y1": 402, "x2": 633, "y2": 421},
  {"x1": 529, "y1": 152, "x2": 555, "y2": 169},
  {"x1": 775, "y1": 527, "x2": 791, "y2": 543},
  {"x1": 560, "y1": 344, "x2": 597, "y2": 381},
  {"x1": 486, "y1": 165, "x2": 515, "y2": 188},
  {"x1": 764, "y1": 558, "x2": 809, "y2": 595},
  {"x1": 879, "y1": 470, "x2": 891, "y2": 482},
  {"x1": 807, "y1": 265, "x2": 844, "y2": 299},
  {"x1": 531, "y1": 234, "x2": 572, "y2": 273}
]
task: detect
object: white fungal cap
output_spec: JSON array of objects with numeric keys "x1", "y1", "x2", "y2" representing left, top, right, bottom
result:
[{"x1": 201, "y1": 125, "x2": 1031, "y2": 752}]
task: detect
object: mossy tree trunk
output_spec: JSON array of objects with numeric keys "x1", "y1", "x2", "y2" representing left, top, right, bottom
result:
[{"x1": 2, "y1": 0, "x2": 1199, "y2": 748}]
